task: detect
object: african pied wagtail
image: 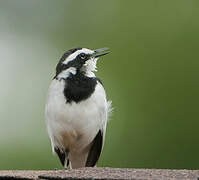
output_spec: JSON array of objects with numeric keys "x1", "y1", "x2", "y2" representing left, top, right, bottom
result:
[{"x1": 45, "y1": 47, "x2": 112, "y2": 169}]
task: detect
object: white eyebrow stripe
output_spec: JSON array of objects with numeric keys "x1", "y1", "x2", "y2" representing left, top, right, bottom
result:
[{"x1": 63, "y1": 48, "x2": 94, "y2": 65}]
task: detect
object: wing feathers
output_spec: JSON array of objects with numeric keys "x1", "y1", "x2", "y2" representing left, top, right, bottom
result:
[
  {"x1": 54, "y1": 147, "x2": 68, "y2": 167},
  {"x1": 86, "y1": 130, "x2": 103, "y2": 167}
]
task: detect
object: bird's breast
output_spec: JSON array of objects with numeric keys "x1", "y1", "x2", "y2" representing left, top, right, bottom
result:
[{"x1": 45, "y1": 79, "x2": 108, "y2": 150}]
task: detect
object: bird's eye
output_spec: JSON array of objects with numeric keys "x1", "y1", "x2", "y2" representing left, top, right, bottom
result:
[{"x1": 79, "y1": 53, "x2": 86, "y2": 59}]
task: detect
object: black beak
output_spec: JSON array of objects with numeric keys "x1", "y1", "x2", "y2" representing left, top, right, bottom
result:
[{"x1": 92, "y1": 47, "x2": 110, "y2": 58}]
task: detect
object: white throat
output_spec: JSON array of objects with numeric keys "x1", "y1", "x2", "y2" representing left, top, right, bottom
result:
[{"x1": 82, "y1": 58, "x2": 98, "y2": 77}]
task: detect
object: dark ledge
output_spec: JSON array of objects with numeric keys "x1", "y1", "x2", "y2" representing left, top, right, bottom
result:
[{"x1": 0, "y1": 167, "x2": 199, "y2": 180}]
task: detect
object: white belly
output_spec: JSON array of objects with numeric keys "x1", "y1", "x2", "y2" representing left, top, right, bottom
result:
[{"x1": 45, "y1": 79, "x2": 109, "y2": 152}]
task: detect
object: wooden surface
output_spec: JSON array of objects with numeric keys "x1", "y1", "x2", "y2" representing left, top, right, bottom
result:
[{"x1": 0, "y1": 167, "x2": 199, "y2": 180}]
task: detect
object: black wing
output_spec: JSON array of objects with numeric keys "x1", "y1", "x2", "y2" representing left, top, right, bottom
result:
[
  {"x1": 96, "y1": 78, "x2": 104, "y2": 87},
  {"x1": 86, "y1": 130, "x2": 103, "y2": 167},
  {"x1": 54, "y1": 147, "x2": 69, "y2": 167}
]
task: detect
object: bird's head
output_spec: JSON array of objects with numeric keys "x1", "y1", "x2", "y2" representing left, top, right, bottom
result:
[{"x1": 55, "y1": 47, "x2": 109, "y2": 79}]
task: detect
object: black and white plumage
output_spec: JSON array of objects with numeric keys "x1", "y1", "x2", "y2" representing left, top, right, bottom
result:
[{"x1": 45, "y1": 47, "x2": 111, "y2": 169}]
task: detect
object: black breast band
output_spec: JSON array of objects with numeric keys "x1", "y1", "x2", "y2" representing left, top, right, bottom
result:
[{"x1": 63, "y1": 72, "x2": 99, "y2": 103}]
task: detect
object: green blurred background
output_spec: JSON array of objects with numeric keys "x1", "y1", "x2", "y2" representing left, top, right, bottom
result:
[{"x1": 0, "y1": 0, "x2": 199, "y2": 170}]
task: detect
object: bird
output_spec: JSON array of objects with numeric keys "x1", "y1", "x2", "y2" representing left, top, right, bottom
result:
[{"x1": 45, "y1": 47, "x2": 112, "y2": 169}]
